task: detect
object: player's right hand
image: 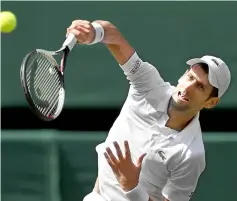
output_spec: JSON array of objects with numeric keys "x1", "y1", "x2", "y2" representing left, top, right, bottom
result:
[{"x1": 66, "y1": 20, "x2": 95, "y2": 44}]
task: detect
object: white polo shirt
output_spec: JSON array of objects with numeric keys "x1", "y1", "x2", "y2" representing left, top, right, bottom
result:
[{"x1": 95, "y1": 52, "x2": 206, "y2": 201}]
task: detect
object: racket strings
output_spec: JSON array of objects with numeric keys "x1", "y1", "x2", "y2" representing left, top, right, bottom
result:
[{"x1": 25, "y1": 52, "x2": 62, "y2": 117}]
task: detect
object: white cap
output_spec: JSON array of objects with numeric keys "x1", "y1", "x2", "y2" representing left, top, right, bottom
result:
[{"x1": 186, "y1": 55, "x2": 231, "y2": 97}]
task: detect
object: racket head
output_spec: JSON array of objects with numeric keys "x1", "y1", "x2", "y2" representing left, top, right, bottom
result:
[{"x1": 20, "y1": 49, "x2": 66, "y2": 121}]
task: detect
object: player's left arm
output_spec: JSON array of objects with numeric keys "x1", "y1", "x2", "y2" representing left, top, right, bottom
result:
[
  {"x1": 103, "y1": 141, "x2": 173, "y2": 201},
  {"x1": 103, "y1": 140, "x2": 205, "y2": 201}
]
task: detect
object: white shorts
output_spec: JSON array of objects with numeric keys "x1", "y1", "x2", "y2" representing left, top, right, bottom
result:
[{"x1": 83, "y1": 191, "x2": 106, "y2": 201}]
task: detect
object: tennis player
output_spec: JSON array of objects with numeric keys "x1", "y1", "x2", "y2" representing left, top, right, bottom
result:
[{"x1": 66, "y1": 20, "x2": 231, "y2": 201}]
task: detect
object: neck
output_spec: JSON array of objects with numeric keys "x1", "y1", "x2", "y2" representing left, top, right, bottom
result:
[{"x1": 166, "y1": 101, "x2": 197, "y2": 131}]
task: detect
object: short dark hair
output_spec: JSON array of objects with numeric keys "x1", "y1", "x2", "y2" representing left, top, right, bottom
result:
[{"x1": 196, "y1": 63, "x2": 218, "y2": 98}]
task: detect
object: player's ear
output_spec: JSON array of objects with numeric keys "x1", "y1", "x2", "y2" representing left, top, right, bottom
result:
[{"x1": 204, "y1": 97, "x2": 219, "y2": 109}]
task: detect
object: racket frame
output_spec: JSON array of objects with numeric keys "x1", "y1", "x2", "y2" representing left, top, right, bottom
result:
[
  {"x1": 20, "y1": 48, "x2": 68, "y2": 121},
  {"x1": 20, "y1": 33, "x2": 77, "y2": 121}
]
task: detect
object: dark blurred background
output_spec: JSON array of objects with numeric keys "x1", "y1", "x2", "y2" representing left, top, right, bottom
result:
[{"x1": 1, "y1": 1, "x2": 237, "y2": 201}]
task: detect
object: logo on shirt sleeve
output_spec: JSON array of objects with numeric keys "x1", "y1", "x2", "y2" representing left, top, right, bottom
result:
[{"x1": 130, "y1": 59, "x2": 142, "y2": 74}]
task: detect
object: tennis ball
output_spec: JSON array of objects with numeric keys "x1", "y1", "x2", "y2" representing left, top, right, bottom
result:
[{"x1": 0, "y1": 11, "x2": 17, "y2": 33}]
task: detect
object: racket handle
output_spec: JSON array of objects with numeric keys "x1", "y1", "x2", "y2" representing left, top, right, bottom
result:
[{"x1": 62, "y1": 33, "x2": 77, "y2": 51}]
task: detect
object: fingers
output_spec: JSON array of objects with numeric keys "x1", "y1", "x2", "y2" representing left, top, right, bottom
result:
[
  {"x1": 104, "y1": 141, "x2": 129, "y2": 177},
  {"x1": 77, "y1": 26, "x2": 90, "y2": 34},
  {"x1": 68, "y1": 24, "x2": 90, "y2": 33},
  {"x1": 66, "y1": 28, "x2": 89, "y2": 43},
  {"x1": 113, "y1": 141, "x2": 124, "y2": 161},
  {"x1": 66, "y1": 19, "x2": 92, "y2": 43},
  {"x1": 124, "y1": 140, "x2": 131, "y2": 160},
  {"x1": 104, "y1": 140, "x2": 146, "y2": 176},
  {"x1": 106, "y1": 147, "x2": 119, "y2": 164},
  {"x1": 67, "y1": 20, "x2": 91, "y2": 35},
  {"x1": 66, "y1": 28, "x2": 80, "y2": 38},
  {"x1": 105, "y1": 141, "x2": 132, "y2": 161},
  {"x1": 137, "y1": 153, "x2": 146, "y2": 168},
  {"x1": 104, "y1": 151, "x2": 119, "y2": 175},
  {"x1": 71, "y1": 20, "x2": 90, "y2": 27}
]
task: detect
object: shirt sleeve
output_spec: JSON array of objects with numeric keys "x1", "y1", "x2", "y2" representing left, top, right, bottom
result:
[
  {"x1": 120, "y1": 52, "x2": 167, "y2": 94},
  {"x1": 162, "y1": 155, "x2": 205, "y2": 201}
]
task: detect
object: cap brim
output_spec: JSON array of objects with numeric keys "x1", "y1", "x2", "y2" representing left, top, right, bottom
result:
[
  {"x1": 186, "y1": 58, "x2": 208, "y2": 66},
  {"x1": 186, "y1": 58, "x2": 219, "y2": 92}
]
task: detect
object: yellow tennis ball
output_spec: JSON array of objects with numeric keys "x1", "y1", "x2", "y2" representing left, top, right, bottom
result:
[{"x1": 0, "y1": 11, "x2": 17, "y2": 33}]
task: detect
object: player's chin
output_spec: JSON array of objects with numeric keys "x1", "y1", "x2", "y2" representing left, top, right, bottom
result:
[{"x1": 170, "y1": 98, "x2": 189, "y2": 112}]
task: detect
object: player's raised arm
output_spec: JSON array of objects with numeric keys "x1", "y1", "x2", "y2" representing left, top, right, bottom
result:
[
  {"x1": 95, "y1": 20, "x2": 170, "y2": 95},
  {"x1": 66, "y1": 19, "x2": 134, "y2": 65},
  {"x1": 93, "y1": 20, "x2": 135, "y2": 65},
  {"x1": 67, "y1": 20, "x2": 167, "y2": 93}
]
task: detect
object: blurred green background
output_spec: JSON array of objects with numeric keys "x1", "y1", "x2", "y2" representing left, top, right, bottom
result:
[
  {"x1": 1, "y1": 1, "x2": 237, "y2": 201},
  {"x1": 2, "y1": 1, "x2": 237, "y2": 108}
]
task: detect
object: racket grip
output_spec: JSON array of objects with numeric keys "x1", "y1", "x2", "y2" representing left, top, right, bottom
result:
[{"x1": 62, "y1": 33, "x2": 77, "y2": 51}]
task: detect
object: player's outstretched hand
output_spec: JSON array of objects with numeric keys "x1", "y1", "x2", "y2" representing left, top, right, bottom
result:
[
  {"x1": 104, "y1": 141, "x2": 146, "y2": 192},
  {"x1": 66, "y1": 20, "x2": 95, "y2": 44}
]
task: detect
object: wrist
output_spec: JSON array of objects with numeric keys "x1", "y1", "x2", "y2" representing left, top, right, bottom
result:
[
  {"x1": 124, "y1": 184, "x2": 149, "y2": 201},
  {"x1": 88, "y1": 22, "x2": 104, "y2": 45}
]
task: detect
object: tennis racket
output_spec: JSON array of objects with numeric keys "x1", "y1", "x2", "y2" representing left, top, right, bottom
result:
[{"x1": 20, "y1": 33, "x2": 77, "y2": 121}]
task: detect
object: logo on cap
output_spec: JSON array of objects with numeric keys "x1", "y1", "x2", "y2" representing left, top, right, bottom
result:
[{"x1": 211, "y1": 58, "x2": 220, "y2": 66}]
